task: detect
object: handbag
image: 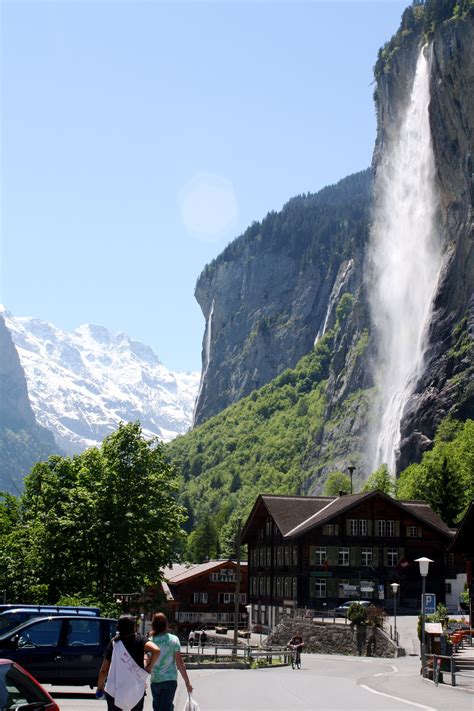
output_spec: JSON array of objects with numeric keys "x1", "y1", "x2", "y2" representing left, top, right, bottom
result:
[{"x1": 183, "y1": 693, "x2": 201, "y2": 711}]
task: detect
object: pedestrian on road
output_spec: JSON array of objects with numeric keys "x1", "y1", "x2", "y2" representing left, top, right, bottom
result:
[
  {"x1": 200, "y1": 630, "x2": 207, "y2": 650},
  {"x1": 97, "y1": 614, "x2": 160, "y2": 711},
  {"x1": 150, "y1": 612, "x2": 193, "y2": 711}
]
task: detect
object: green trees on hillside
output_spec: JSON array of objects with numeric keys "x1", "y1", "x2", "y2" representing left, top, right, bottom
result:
[
  {"x1": 0, "y1": 423, "x2": 186, "y2": 603},
  {"x1": 396, "y1": 419, "x2": 473, "y2": 525},
  {"x1": 322, "y1": 471, "x2": 351, "y2": 496}
]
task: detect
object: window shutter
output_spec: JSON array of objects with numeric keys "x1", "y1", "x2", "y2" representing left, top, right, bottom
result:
[
  {"x1": 335, "y1": 524, "x2": 339, "y2": 535},
  {"x1": 327, "y1": 546, "x2": 338, "y2": 566},
  {"x1": 372, "y1": 547, "x2": 379, "y2": 566},
  {"x1": 326, "y1": 578, "x2": 338, "y2": 598},
  {"x1": 367, "y1": 520, "x2": 372, "y2": 536},
  {"x1": 346, "y1": 519, "x2": 351, "y2": 535},
  {"x1": 383, "y1": 548, "x2": 388, "y2": 566},
  {"x1": 399, "y1": 546, "x2": 404, "y2": 561},
  {"x1": 309, "y1": 546, "x2": 316, "y2": 566},
  {"x1": 418, "y1": 526, "x2": 422, "y2": 538},
  {"x1": 395, "y1": 520, "x2": 400, "y2": 537},
  {"x1": 375, "y1": 519, "x2": 381, "y2": 536},
  {"x1": 350, "y1": 547, "x2": 359, "y2": 567}
]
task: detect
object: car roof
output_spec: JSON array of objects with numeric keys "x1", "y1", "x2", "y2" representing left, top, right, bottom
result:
[{"x1": 0, "y1": 615, "x2": 117, "y2": 641}]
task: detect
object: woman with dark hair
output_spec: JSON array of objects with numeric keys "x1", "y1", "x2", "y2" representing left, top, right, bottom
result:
[
  {"x1": 97, "y1": 614, "x2": 160, "y2": 711},
  {"x1": 150, "y1": 612, "x2": 192, "y2": 711}
]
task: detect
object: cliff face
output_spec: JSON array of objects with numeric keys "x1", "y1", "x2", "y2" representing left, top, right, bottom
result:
[
  {"x1": 0, "y1": 314, "x2": 59, "y2": 493},
  {"x1": 376, "y1": 17, "x2": 474, "y2": 470},
  {"x1": 193, "y1": 171, "x2": 372, "y2": 426}
]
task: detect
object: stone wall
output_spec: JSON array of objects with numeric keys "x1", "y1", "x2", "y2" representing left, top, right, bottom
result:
[{"x1": 268, "y1": 618, "x2": 404, "y2": 658}]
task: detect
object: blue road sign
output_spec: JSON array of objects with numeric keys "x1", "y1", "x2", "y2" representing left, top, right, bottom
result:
[{"x1": 424, "y1": 593, "x2": 436, "y2": 614}]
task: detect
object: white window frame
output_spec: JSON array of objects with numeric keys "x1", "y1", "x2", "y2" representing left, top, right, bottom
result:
[
  {"x1": 349, "y1": 519, "x2": 358, "y2": 536},
  {"x1": 407, "y1": 526, "x2": 418, "y2": 538},
  {"x1": 339, "y1": 547, "x2": 349, "y2": 566},
  {"x1": 315, "y1": 547, "x2": 326, "y2": 566},
  {"x1": 386, "y1": 520, "x2": 395, "y2": 537},
  {"x1": 361, "y1": 547, "x2": 372, "y2": 567},
  {"x1": 359, "y1": 520, "x2": 367, "y2": 536},
  {"x1": 377, "y1": 520, "x2": 386, "y2": 537},
  {"x1": 314, "y1": 579, "x2": 326, "y2": 598},
  {"x1": 387, "y1": 548, "x2": 398, "y2": 567}
]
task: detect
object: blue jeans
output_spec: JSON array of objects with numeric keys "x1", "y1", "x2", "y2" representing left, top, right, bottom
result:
[{"x1": 151, "y1": 680, "x2": 178, "y2": 711}]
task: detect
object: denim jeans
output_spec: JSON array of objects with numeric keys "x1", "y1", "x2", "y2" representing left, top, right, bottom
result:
[
  {"x1": 151, "y1": 680, "x2": 178, "y2": 711},
  {"x1": 105, "y1": 692, "x2": 144, "y2": 711}
]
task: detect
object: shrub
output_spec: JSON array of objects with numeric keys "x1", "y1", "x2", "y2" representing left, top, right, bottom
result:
[{"x1": 347, "y1": 603, "x2": 368, "y2": 626}]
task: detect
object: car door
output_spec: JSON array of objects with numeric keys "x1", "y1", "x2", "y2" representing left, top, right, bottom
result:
[
  {"x1": 59, "y1": 618, "x2": 115, "y2": 685},
  {"x1": 5, "y1": 618, "x2": 63, "y2": 683}
]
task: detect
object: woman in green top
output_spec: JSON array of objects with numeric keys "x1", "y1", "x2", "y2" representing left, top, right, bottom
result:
[{"x1": 150, "y1": 613, "x2": 192, "y2": 711}]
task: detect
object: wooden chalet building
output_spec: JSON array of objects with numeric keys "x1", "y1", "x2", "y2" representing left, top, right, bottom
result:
[
  {"x1": 159, "y1": 559, "x2": 248, "y2": 633},
  {"x1": 450, "y1": 500, "x2": 474, "y2": 625},
  {"x1": 242, "y1": 491, "x2": 454, "y2": 630}
]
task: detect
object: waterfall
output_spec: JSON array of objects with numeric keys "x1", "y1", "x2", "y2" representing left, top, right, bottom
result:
[
  {"x1": 314, "y1": 259, "x2": 354, "y2": 345},
  {"x1": 368, "y1": 46, "x2": 444, "y2": 474},
  {"x1": 193, "y1": 299, "x2": 214, "y2": 423}
]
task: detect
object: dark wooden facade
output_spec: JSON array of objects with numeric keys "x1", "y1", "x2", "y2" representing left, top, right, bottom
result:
[
  {"x1": 450, "y1": 501, "x2": 474, "y2": 626},
  {"x1": 242, "y1": 492, "x2": 455, "y2": 627},
  {"x1": 160, "y1": 560, "x2": 248, "y2": 633}
]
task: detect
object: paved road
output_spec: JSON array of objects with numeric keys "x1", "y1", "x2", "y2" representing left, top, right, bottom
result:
[{"x1": 46, "y1": 654, "x2": 473, "y2": 711}]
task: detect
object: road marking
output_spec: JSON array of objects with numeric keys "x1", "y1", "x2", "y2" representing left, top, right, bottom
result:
[
  {"x1": 360, "y1": 683, "x2": 437, "y2": 711},
  {"x1": 374, "y1": 664, "x2": 398, "y2": 676}
]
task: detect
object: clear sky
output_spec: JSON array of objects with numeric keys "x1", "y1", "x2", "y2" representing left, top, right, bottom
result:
[{"x1": 1, "y1": 0, "x2": 407, "y2": 372}]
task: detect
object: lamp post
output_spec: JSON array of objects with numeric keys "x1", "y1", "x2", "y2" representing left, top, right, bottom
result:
[
  {"x1": 390, "y1": 582, "x2": 400, "y2": 642},
  {"x1": 415, "y1": 557, "x2": 433, "y2": 679},
  {"x1": 347, "y1": 465, "x2": 356, "y2": 494}
]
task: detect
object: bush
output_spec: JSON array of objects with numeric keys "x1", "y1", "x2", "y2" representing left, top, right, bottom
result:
[
  {"x1": 366, "y1": 605, "x2": 386, "y2": 628},
  {"x1": 347, "y1": 603, "x2": 368, "y2": 626}
]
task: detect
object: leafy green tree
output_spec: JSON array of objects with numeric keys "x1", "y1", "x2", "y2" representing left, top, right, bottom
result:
[
  {"x1": 0, "y1": 422, "x2": 187, "y2": 602},
  {"x1": 362, "y1": 464, "x2": 395, "y2": 495},
  {"x1": 185, "y1": 513, "x2": 220, "y2": 562},
  {"x1": 322, "y1": 471, "x2": 351, "y2": 496}
]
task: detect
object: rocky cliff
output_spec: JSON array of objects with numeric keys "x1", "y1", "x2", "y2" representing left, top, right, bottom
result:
[
  {"x1": 191, "y1": 6, "x2": 473, "y2": 481},
  {"x1": 0, "y1": 314, "x2": 60, "y2": 493},
  {"x1": 193, "y1": 170, "x2": 373, "y2": 426}
]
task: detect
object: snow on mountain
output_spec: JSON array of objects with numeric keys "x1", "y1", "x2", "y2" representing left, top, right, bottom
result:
[{"x1": 1, "y1": 307, "x2": 200, "y2": 454}]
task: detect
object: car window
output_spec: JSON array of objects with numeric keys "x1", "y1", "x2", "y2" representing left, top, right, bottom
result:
[
  {"x1": 0, "y1": 663, "x2": 49, "y2": 708},
  {"x1": 66, "y1": 619, "x2": 100, "y2": 647},
  {"x1": 103, "y1": 620, "x2": 117, "y2": 642},
  {"x1": 18, "y1": 619, "x2": 62, "y2": 648}
]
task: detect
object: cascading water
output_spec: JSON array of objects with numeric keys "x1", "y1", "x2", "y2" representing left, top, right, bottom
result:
[
  {"x1": 193, "y1": 299, "x2": 214, "y2": 423},
  {"x1": 368, "y1": 46, "x2": 444, "y2": 474}
]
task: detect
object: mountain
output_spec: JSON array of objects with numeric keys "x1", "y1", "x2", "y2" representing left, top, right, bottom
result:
[
  {"x1": 0, "y1": 313, "x2": 60, "y2": 493},
  {"x1": 193, "y1": 169, "x2": 373, "y2": 426},
  {"x1": 167, "y1": 3, "x2": 473, "y2": 532},
  {"x1": 1, "y1": 308, "x2": 200, "y2": 455}
]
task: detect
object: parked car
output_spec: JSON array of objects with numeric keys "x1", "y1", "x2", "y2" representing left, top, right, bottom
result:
[
  {"x1": 335, "y1": 600, "x2": 372, "y2": 617},
  {"x1": 0, "y1": 615, "x2": 116, "y2": 686},
  {"x1": 0, "y1": 658, "x2": 59, "y2": 710},
  {"x1": 0, "y1": 605, "x2": 101, "y2": 636}
]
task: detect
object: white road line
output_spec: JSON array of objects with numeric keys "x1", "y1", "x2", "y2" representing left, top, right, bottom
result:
[
  {"x1": 360, "y1": 684, "x2": 437, "y2": 711},
  {"x1": 374, "y1": 664, "x2": 398, "y2": 676}
]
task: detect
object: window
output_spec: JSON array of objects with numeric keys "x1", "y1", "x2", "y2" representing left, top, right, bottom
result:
[
  {"x1": 260, "y1": 548, "x2": 265, "y2": 566},
  {"x1": 193, "y1": 592, "x2": 207, "y2": 603},
  {"x1": 284, "y1": 546, "x2": 291, "y2": 566},
  {"x1": 265, "y1": 518, "x2": 272, "y2": 537},
  {"x1": 259, "y1": 578, "x2": 265, "y2": 595},
  {"x1": 376, "y1": 520, "x2": 386, "y2": 536},
  {"x1": 349, "y1": 519, "x2": 358, "y2": 536},
  {"x1": 67, "y1": 619, "x2": 100, "y2": 646},
  {"x1": 266, "y1": 547, "x2": 272, "y2": 566},
  {"x1": 18, "y1": 619, "x2": 62, "y2": 647},
  {"x1": 266, "y1": 577, "x2": 271, "y2": 596},
  {"x1": 315, "y1": 547, "x2": 326, "y2": 566},
  {"x1": 445, "y1": 583, "x2": 452, "y2": 594},
  {"x1": 293, "y1": 546, "x2": 298, "y2": 566},
  {"x1": 338, "y1": 580, "x2": 349, "y2": 596},
  {"x1": 359, "y1": 520, "x2": 367, "y2": 536},
  {"x1": 2, "y1": 663, "x2": 56, "y2": 707},
  {"x1": 386, "y1": 521, "x2": 395, "y2": 537},
  {"x1": 361, "y1": 547, "x2": 373, "y2": 567},
  {"x1": 407, "y1": 526, "x2": 419, "y2": 538},
  {"x1": 339, "y1": 547, "x2": 349, "y2": 566},
  {"x1": 387, "y1": 548, "x2": 398, "y2": 567},
  {"x1": 314, "y1": 579, "x2": 326, "y2": 598},
  {"x1": 277, "y1": 546, "x2": 283, "y2": 566},
  {"x1": 284, "y1": 577, "x2": 292, "y2": 597},
  {"x1": 323, "y1": 524, "x2": 338, "y2": 535},
  {"x1": 276, "y1": 577, "x2": 282, "y2": 597},
  {"x1": 292, "y1": 577, "x2": 297, "y2": 597}
]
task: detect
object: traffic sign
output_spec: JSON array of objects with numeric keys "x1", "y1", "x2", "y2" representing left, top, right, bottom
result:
[{"x1": 424, "y1": 593, "x2": 436, "y2": 614}]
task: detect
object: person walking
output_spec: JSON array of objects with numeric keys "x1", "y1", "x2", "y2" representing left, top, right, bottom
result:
[
  {"x1": 97, "y1": 614, "x2": 160, "y2": 711},
  {"x1": 150, "y1": 612, "x2": 193, "y2": 711}
]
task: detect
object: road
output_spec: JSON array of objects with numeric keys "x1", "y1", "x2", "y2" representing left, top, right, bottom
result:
[{"x1": 46, "y1": 654, "x2": 473, "y2": 711}]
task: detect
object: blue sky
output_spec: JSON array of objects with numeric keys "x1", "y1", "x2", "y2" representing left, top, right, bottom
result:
[{"x1": 1, "y1": 0, "x2": 407, "y2": 372}]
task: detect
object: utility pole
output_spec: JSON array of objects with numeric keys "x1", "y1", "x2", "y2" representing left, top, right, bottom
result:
[{"x1": 233, "y1": 517, "x2": 242, "y2": 654}]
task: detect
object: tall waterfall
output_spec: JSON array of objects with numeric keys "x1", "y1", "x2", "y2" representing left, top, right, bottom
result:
[
  {"x1": 193, "y1": 299, "x2": 214, "y2": 424},
  {"x1": 368, "y1": 46, "x2": 444, "y2": 474}
]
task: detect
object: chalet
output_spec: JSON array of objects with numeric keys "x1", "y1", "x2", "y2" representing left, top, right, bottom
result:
[
  {"x1": 159, "y1": 559, "x2": 248, "y2": 633},
  {"x1": 242, "y1": 491, "x2": 455, "y2": 630},
  {"x1": 450, "y1": 500, "x2": 474, "y2": 625}
]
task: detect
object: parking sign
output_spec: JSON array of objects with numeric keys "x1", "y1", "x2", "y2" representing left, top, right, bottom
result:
[{"x1": 424, "y1": 593, "x2": 436, "y2": 614}]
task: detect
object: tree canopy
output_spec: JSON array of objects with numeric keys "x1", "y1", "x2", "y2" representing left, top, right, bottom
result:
[{"x1": 0, "y1": 422, "x2": 187, "y2": 603}]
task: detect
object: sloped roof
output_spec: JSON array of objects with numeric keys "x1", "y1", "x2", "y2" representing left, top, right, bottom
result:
[
  {"x1": 450, "y1": 501, "x2": 474, "y2": 552},
  {"x1": 242, "y1": 491, "x2": 452, "y2": 542},
  {"x1": 162, "y1": 560, "x2": 247, "y2": 585}
]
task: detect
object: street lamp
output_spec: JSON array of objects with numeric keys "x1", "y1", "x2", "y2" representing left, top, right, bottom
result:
[
  {"x1": 347, "y1": 465, "x2": 356, "y2": 494},
  {"x1": 390, "y1": 582, "x2": 400, "y2": 641},
  {"x1": 415, "y1": 557, "x2": 433, "y2": 679}
]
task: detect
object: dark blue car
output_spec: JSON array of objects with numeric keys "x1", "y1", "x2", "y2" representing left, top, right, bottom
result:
[{"x1": 0, "y1": 615, "x2": 116, "y2": 686}]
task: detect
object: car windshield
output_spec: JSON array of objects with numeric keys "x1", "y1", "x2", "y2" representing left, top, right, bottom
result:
[{"x1": 0, "y1": 662, "x2": 50, "y2": 708}]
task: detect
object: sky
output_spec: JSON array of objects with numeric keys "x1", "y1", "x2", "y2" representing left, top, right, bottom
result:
[{"x1": 1, "y1": 0, "x2": 408, "y2": 373}]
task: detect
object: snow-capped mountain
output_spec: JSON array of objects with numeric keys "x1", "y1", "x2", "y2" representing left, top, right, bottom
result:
[{"x1": 1, "y1": 307, "x2": 200, "y2": 455}]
